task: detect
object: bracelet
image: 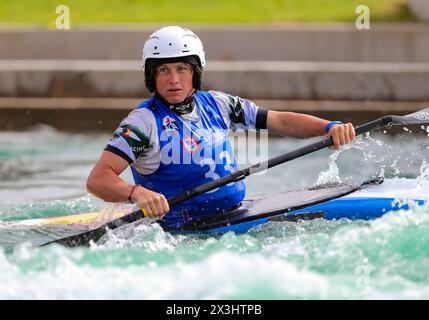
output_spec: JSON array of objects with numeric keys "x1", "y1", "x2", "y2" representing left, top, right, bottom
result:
[
  {"x1": 128, "y1": 185, "x2": 138, "y2": 203},
  {"x1": 325, "y1": 121, "x2": 343, "y2": 133}
]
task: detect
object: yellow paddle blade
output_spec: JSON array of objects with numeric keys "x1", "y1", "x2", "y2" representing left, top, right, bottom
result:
[
  {"x1": 40, "y1": 210, "x2": 132, "y2": 225},
  {"x1": 7, "y1": 207, "x2": 134, "y2": 228},
  {"x1": 3, "y1": 206, "x2": 151, "y2": 230},
  {"x1": 141, "y1": 208, "x2": 148, "y2": 218}
]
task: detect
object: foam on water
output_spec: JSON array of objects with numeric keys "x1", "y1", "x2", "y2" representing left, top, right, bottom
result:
[
  {"x1": 2, "y1": 203, "x2": 429, "y2": 299},
  {"x1": 1, "y1": 127, "x2": 429, "y2": 299}
]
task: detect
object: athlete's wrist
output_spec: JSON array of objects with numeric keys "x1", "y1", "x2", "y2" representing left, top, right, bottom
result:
[
  {"x1": 325, "y1": 121, "x2": 343, "y2": 133},
  {"x1": 128, "y1": 184, "x2": 139, "y2": 203}
]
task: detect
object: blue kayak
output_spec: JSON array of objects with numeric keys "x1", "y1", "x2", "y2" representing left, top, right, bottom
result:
[
  {"x1": 182, "y1": 177, "x2": 428, "y2": 234},
  {"x1": 16, "y1": 177, "x2": 426, "y2": 248}
]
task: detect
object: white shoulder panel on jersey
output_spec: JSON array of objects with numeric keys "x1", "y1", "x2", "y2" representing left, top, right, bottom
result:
[
  {"x1": 108, "y1": 108, "x2": 162, "y2": 175},
  {"x1": 209, "y1": 90, "x2": 259, "y2": 130}
]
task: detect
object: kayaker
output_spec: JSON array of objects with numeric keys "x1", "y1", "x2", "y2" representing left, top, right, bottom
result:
[{"x1": 86, "y1": 26, "x2": 356, "y2": 229}]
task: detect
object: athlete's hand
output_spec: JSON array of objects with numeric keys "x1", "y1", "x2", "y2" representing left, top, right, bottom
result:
[
  {"x1": 130, "y1": 186, "x2": 169, "y2": 218},
  {"x1": 328, "y1": 123, "x2": 356, "y2": 150}
]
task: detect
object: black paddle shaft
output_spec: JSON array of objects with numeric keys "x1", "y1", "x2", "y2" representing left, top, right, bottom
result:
[
  {"x1": 40, "y1": 107, "x2": 429, "y2": 247},
  {"x1": 169, "y1": 116, "x2": 403, "y2": 206}
]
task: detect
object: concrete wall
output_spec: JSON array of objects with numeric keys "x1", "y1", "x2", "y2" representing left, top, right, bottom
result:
[
  {"x1": 1, "y1": 24, "x2": 429, "y2": 131},
  {"x1": 1, "y1": 60, "x2": 429, "y2": 101},
  {"x1": 2, "y1": 25, "x2": 429, "y2": 101},
  {"x1": 1, "y1": 24, "x2": 429, "y2": 62},
  {"x1": 0, "y1": 97, "x2": 423, "y2": 131},
  {"x1": 409, "y1": 0, "x2": 429, "y2": 22}
]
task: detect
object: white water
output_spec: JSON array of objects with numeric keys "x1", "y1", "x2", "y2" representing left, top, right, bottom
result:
[{"x1": 1, "y1": 126, "x2": 429, "y2": 299}]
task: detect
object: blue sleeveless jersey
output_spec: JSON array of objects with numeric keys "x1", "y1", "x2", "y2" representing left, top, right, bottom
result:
[{"x1": 131, "y1": 91, "x2": 246, "y2": 229}]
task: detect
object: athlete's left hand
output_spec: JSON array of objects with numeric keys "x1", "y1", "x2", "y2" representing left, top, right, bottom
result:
[{"x1": 328, "y1": 123, "x2": 356, "y2": 150}]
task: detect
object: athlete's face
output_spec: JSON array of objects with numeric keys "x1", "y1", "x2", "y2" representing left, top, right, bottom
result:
[{"x1": 155, "y1": 62, "x2": 194, "y2": 104}]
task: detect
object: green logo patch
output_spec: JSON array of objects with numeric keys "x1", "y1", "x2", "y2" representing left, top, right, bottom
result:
[
  {"x1": 113, "y1": 124, "x2": 151, "y2": 159},
  {"x1": 228, "y1": 96, "x2": 246, "y2": 126}
]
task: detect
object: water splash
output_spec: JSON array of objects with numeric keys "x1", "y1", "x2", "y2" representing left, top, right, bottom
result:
[
  {"x1": 85, "y1": 202, "x2": 131, "y2": 230},
  {"x1": 315, "y1": 150, "x2": 341, "y2": 185},
  {"x1": 2, "y1": 204, "x2": 429, "y2": 299},
  {"x1": 1, "y1": 131, "x2": 429, "y2": 299},
  {"x1": 0, "y1": 195, "x2": 98, "y2": 221},
  {"x1": 315, "y1": 135, "x2": 370, "y2": 185},
  {"x1": 417, "y1": 160, "x2": 429, "y2": 185}
]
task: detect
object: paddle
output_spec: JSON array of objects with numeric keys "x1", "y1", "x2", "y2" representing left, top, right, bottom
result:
[{"x1": 40, "y1": 107, "x2": 429, "y2": 247}]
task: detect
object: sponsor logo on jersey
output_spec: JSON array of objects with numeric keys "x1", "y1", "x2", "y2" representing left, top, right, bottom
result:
[
  {"x1": 162, "y1": 116, "x2": 179, "y2": 133},
  {"x1": 112, "y1": 124, "x2": 152, "y2": 158},
  {"x1": 181, "y1": 136, "x2": 200, "y2": 153},
  {"x1": 114, "y1": 127, "x2": 132, "y2": 138}
]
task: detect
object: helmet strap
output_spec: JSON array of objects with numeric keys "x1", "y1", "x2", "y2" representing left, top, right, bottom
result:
[{"x1": 154, "y1": 90, "x2": 196, "y2": 115}]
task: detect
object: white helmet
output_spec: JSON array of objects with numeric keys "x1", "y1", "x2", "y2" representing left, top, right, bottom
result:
[
  {"x1": 142, "y1": 26, "x2": 206, "y2": 92},
  {"x1": 143, "y1": 26, "x2": 206, "y2": 70}
]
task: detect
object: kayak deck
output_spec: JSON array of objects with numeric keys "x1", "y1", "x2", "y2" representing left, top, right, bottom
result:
[{"x1": 182, "y1": 178, "x2": 384, "y2": 231}]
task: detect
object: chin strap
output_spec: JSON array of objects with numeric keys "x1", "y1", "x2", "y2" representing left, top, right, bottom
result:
[{"x1": 154, "y1": 90, "x2": 196, "y2": 115}]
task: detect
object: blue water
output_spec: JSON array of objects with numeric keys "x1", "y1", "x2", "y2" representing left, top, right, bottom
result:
[{"x1": 0, "y1": 126, "x2": 429, "y2": 299}]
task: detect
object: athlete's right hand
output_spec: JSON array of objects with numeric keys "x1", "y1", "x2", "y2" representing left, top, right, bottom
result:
[{"x1": 130, "y1": 186, "x2": 169, "y2": 218}]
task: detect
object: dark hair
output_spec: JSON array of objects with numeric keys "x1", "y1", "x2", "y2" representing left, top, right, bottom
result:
[{"x1": 144, "y1": 56, "x2": 203, "y2": 93}]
